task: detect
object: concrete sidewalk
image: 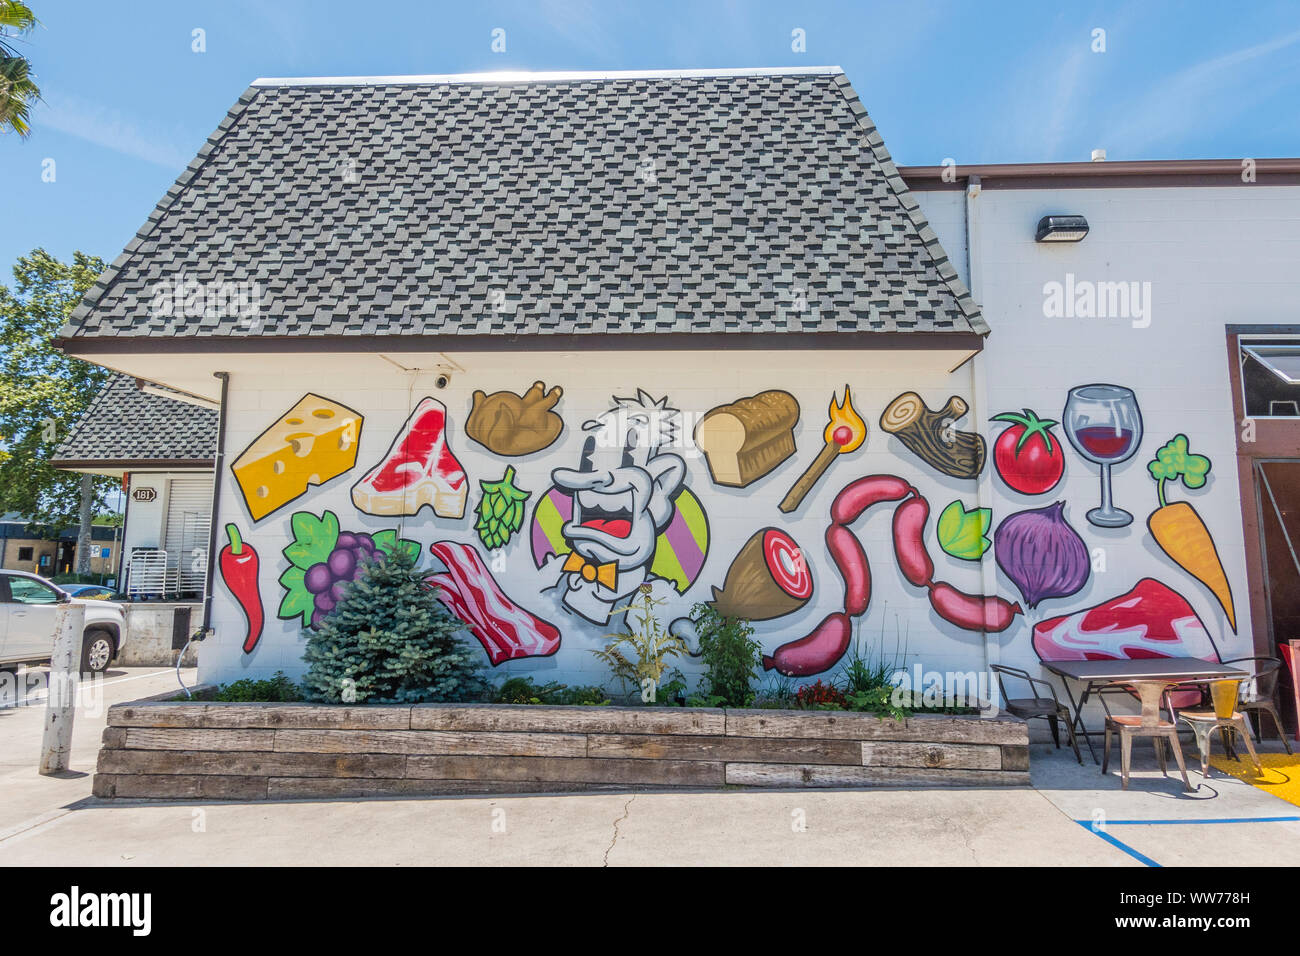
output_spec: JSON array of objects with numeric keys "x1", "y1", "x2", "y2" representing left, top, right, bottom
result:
[{"x1": 1, "y1": 668, "x2": 1297, "y2": 866}]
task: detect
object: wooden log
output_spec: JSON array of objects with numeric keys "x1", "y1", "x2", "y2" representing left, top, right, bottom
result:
[
  {"x1": 1001, "y1": 745, "x2": 1031, "y2": 772},
  {"x1": 100, "y1": 727, "x2": 127, "y2": 750},
  {"x1": 93, "y1": 774, "x2": 269, "y2": 800},
  {"x1": 107, "y1": 703, "x2": 212, "y2": 728},
  {"x1": 107, "y1": 703, "x2": 412, "y2": 730},
  {"x1": 860, "y1": 741, "x2": 1002, "y2": 770},
  {"x1": 588, "y1": 734, "x2": 861, "y2": 765},
  {"x1": 124, "y1": 728, "x2": 277, "y2": 752},
  {"x1": 879, "y1": 392, "x2": 986, "y2": 479},
  {"x1": 273, "y1": 729, "x2": 587, "y2": 757},
  {"x1": 725, "y1": 710, "x2": 1026, "y2": 744},
  {"x1": 724, "y1": 763, "x2": 1029, "y2": 788},
  {"x1": 410, "y1": 704, "x2": 725, "y2": 736},
  {"x1": 97, "y1": 749, "x2": 406, "y2": 779},
  {"x1": 405, "y1": 755, "x2": 725, "y2": 787}
]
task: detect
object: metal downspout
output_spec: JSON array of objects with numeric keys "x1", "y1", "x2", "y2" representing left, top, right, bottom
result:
[{"x1": 199, "y1": 371, "x2": 230, "y2": 640}]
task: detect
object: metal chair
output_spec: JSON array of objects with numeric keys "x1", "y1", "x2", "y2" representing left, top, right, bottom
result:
[
  {"x1": 1222, "y1": 657, "x2": 1293, "y2": 754},
  {"x1": 1177, "y1": 678, "x2": 1264, "y2": 781},
  {"x1": 1101, "y1": 680, "x2": 1193, "y2": 792},
  {"x1": 990, "y1": 664, "x2": 1081, "y2": 763}
]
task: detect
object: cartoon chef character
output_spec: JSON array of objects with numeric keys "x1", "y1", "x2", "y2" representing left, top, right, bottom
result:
[{"x1": 548, "y1": 390, "x2": 687, "y2": 624}]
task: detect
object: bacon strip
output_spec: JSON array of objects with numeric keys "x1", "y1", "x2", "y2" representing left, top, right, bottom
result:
[{"x1": 424, "y1": 541, "x2": 561, "y2": 665}]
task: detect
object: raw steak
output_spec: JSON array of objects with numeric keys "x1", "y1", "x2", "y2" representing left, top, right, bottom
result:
[
  {"x1": 352, "y1": 398, "x2": 467, "y2": 518},
  {"x1": 1033, "y1": 578, "x2": 1221, "y2": 663}
]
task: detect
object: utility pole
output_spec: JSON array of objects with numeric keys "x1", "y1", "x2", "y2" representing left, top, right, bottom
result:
[{"x1": 75, "y1": 473, "x2": 93, "y2": 577}]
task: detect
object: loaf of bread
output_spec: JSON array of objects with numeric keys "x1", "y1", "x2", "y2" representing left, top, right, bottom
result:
[{"x1": 695, "y1": 390, "x2": 801, "y2": 487}]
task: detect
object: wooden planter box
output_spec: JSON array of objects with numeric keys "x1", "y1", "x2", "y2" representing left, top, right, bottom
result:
[{"x1": 92, "y1": 694, "x2": 1030, "y2": 800}]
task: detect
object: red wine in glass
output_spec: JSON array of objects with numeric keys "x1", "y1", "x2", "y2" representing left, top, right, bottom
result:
[{"x1": 1063, "y1": 385, "x2": 1143, "y2": 528}]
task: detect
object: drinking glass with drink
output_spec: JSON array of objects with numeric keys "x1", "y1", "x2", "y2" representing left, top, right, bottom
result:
[{"x1": 1063, "y1": 384, "x2": 1143, "y2": 528}]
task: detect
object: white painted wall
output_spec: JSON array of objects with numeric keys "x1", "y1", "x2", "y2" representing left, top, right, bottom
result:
[
  {"x1": 197, "y1": 182, "x2": 1300, "y2": 705},
  {"x1": 915, "y1": 182, "x2": 1300, "y2": 684}
]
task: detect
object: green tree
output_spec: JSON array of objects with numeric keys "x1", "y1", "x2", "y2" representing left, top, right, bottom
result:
[
  {"x1": 0, "y1": 249, "x2": 113, "y2": 526},
  {"x1": 0, "y1": 1, "x2": 40, "y2": 136},
  {"x1": 301, "y1": 548, "x2": 487, "y2": 704}
]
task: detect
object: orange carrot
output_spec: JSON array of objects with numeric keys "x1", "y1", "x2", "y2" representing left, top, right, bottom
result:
[
  {"x1": 1147, "y1": 502, "x2": 1236, "y2": 632},
  {"x1": 1147, "y1": 434, "x2": 1236, "y2": 633}
]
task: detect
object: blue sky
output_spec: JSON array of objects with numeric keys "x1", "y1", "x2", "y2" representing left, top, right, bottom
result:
[{"x1": 3, "y1": 0, "x2": 1299, "y2": 273}]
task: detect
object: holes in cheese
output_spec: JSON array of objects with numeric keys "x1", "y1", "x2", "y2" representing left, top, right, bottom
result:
[{"x1": 232, "y1": 394, "x2": 364, "y2": 522}]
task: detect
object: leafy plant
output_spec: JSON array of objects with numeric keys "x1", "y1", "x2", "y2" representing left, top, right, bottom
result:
[
  {"x1": 0, "y1": 2, "x2": 41, "y2": 136},
  {"x1": 590, "y1": 588, "x2": 689, "y2": 700},
  {"x1": 936, "y1": 500, "x2": 992, "y2": 561},
  {"x1": 212, "y1": 671, "x2": 303, "y2": 702},
  {"x1": 794, "y1": 679, "x2": 847, "y2": 710},
  {"x1": 685, "y1": 693, "x2": 727, "y2": 708},
  {"x1": 300, "y1": 547, "x2": 486, "y2": 704},
  {"x1": 495, "y1": 675, "x2": 610, "y2": 706},
  {"x1": 846, "y1": 686, "x2": 908, "y2": 721},
  {"x1": 690, "y1": 602, "x2": 760, "y2": 707}
]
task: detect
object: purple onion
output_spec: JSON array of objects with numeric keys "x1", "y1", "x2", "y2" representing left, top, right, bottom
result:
[{"x1": 994, "y1": 501, "x2": 1090, "y2": 609}]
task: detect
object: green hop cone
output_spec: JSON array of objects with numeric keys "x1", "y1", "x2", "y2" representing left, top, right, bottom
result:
[{"x1": 475, "y1": 466, "x2": 531, "y2": 550}]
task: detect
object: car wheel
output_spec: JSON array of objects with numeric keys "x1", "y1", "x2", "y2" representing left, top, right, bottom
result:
[{"x1": 81, "y1": 630, "x2": 115, "y2": 674}]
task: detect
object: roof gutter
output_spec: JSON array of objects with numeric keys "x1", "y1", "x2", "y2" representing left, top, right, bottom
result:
[
  {"x1": 900, "y1": 158, "x2": 1300, "y2": 190},
  {"x1": 199, "y1": 371, "x2": 229, "y2": 643}
]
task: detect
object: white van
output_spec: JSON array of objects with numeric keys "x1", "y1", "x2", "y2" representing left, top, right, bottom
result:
[{"x1": 0, "y1": 571, "x2": 128, "y2": 674}]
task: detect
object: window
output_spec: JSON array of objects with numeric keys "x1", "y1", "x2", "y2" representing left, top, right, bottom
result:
[
  {"x1": 17, "y1": 546, "x2": 33, "y2": 561},
  {"x1": 1241, "y1": 338, "x2": 1300, "y2": 418},
  {"x1": 6, "y1": 576, "x2": 60, "y2": 605}
]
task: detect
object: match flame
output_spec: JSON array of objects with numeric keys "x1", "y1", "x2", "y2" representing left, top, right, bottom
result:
[{"x1": 824, "y1": 385, "x2": 867, "y2": 454}]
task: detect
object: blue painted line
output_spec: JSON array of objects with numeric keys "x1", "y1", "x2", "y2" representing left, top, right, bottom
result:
[
  {"x1": 1094, "y1": 816, "x2": 1300, "y2": 826},
  {"x1": 1077, "y1": 822, "x2": 1161, "y2": 867}
]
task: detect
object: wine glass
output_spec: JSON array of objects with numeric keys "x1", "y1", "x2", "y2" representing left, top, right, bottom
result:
[{"x1": 1063, "y1": 384, "x2": 1143, "y2": 528}]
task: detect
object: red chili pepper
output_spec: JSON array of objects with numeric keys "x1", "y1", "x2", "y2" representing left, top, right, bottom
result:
[
  {"x1": 220, "y1": 523, "x2": 263, "y2": 654},
  {"x1": 927, "y1": 581, "x2": 1021, "y2": 633},
  {"x1": 892, "y1": 496, "x2": 934, "y2": 588}
]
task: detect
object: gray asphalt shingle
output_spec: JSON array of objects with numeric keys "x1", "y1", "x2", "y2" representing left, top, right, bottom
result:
[
  {"x1": 60, "y1": 68, "x2": 986, "y2": 340},
  {"x1": 53, "y1": 374, "x2": 218, "y2": 464}
]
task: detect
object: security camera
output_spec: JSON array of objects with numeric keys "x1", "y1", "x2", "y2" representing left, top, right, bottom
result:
[{"x1": 435, "y1": 374, "x2": 451, "y2": 389}]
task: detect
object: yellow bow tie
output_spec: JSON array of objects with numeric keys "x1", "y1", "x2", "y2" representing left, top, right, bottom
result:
[{"x1": 562, "y1": 552, "x2": 618, "y2": 590}]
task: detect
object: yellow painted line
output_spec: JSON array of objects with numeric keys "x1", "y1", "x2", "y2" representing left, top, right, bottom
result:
[{"x1": 1208, "y1": 752, "x2": 1300, "y2": 808}]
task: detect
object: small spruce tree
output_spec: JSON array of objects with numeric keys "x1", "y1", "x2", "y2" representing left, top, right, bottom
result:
[{"x1": 301, "y1": 548, "x2": 487, "y2": 704}]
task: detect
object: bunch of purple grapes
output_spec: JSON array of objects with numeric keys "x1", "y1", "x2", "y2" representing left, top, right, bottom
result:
[{"x1": 302, "y1": 531, "x2": 383, "y2": 627}]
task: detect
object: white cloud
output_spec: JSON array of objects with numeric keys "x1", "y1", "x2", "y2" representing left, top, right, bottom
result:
[{"x1": 35, "y1": 92, "x2": 191, "y2": 169}]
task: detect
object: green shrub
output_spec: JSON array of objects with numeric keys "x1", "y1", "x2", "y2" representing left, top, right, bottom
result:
[
  {"x1": 690, "y1": 603, "x2": 760, "y2": 707},
  {"x1": 495, "y1": 676, "x2": 610, "y2": 706},
  {"x1": 212, "y1": 671, "x2": 303, "y2": 702},
  {"x1": 301, "y1": 548, "x2": 486, "y2": 704},
  {"x1": 592, "y1": 590, "x2": 688, "y2": 698}
]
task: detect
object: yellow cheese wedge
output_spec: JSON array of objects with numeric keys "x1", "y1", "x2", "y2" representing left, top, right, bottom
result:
[{"x1": 232, "y1": 394, "x2": 363, "y2": 521}]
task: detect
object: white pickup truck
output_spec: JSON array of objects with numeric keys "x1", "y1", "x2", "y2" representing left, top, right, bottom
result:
[{"x1": 0, "y1": 571, "x2": 127, "y2": 674}]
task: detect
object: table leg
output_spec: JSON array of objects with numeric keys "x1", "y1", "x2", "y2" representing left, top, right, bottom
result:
[{"x1": 1061, "y1": 679, "x2": 1098, "y2": 763}]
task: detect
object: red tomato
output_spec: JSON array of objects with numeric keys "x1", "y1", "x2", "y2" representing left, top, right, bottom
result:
[{"x1": 991, "y1": 409, "x2": 1065, "y2": 494}]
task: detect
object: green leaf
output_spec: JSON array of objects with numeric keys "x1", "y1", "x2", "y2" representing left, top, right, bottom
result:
[
  {"x1": 371, "y1": 529, "x2": 397, "y2": 555},
  {"x1": 284, "y1": 511, "x2": 338, "y2": 569},
  {"x1": 937, "y1": 500, "x2": 992, "y2": 561},
  {"x1": 277, "y1": 565, "x2": 313, "y2": 623}
]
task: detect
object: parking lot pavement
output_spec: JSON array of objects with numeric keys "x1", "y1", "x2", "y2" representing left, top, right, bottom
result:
[
  {"x1": 0, "y1": 666, "x2": 194, "y2": 839},
  {"x1": 1030, "y1": 737, "x2": 1300, "y2": 866}
]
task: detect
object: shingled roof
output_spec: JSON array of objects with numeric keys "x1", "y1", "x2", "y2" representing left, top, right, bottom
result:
[
  {"x1": 60, "y1": 67, "x2": 986, "y2": 341},
  {"x1": 52, "y1": 374, "x2": 217, "y2": 467}
]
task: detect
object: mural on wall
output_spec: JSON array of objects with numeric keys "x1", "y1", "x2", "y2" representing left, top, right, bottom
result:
[
  {"x1": 879, "y1": 392, "x2": 986, "y2": 480},
  {"x1": 990, "y1": 408, "x2": 1065, "y2": 495},
  {"x1": 277, "y1": 510, "x2": 420, "y2": 629},
  {"x1": 219, "y1": 523, "x2": 264, "y2": 654},
  {"x1": 529, "y1": 390, "x2": 709, "y2": 625},
  {"x1": 695, "y1": 390, "x2": 801, "y2": 488},
  {"x1": 936, "y1": 500, "x2": 992, "y2": 561},
  {"x1": 424, "y1": 541, "x2": 561, "y2": 665},
  {"x1": 231, "y1": 393, "x2": 363, "y2": 522},
  {"x1": 1146, "y1": 434, "x2": 1237, "y2": 632},
  {"x1": 778, "y1": 385, "x2": 867, "y2": 513},
  {"x1": 475, "y1": 466, "x2": 531, "y2": 550},
  {"x1": 764, "y1": 475, "x2": 1022, "y2": 676},
  {"x1": 1062, "y1": 384, "x2": 1143, "y2": 528},
  {"x1": 708, "y1": 527, "x2": 814, "y2": 621},
  {"x1": 466, "y1": 381, "x2": 565, "y2": 457},
  {"x1": 994, "y1": 501, "x2": 1090, "y2": 609},
  {"x1": 1033, "y1": 578, "x2": 1222, "y2": 663},
  {"x1": 352, "y1": 397, "x2": 468, "y2": 519}
]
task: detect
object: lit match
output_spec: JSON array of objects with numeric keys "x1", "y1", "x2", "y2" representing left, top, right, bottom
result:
[{"x1": 779, "y1": 385, "x2": 867, "y2": 513}]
